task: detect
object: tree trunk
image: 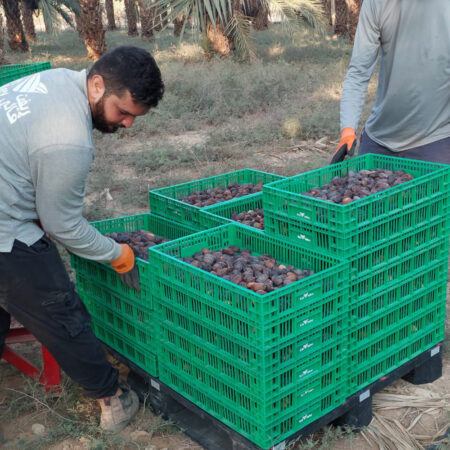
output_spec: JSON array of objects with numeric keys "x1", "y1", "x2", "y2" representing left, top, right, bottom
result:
[
  {"x1": 0, "y1": 11, "x2": 10, "y2": 65},
  {"x1": 206, "y1": 22, "x2": 232, "y2": 57},
  {"x1": 334, "y1": 0, "x2": 347, "y2": 37},
  {"x1": 136, "y1": 0, "x2": 153, "y2": 40},
  {"x1": 173, "y1": 14, "x2": 184, "y2": 36},
  {"x1": 20, "y1": 0, "x2": 36, "y2": 41},
  {"x1": 124, "y1": 0, "x2": 138, "y2": 36},
  {"x1": 254, "y1": 3, "x2": 269, "y2": 30},
  {"x1": 346, "y1": 0, "x2": 361, "y2": 42},
  {"x1": 1, "y1": 0, "x2": 29, "y2": 52},
  {"x1": 79, "y1": 0, "x2": 105, "y2": 60},
  {"x1": 74, "y1": 13, "x2": 83, "y2": 36},
  {"x1": 153, "y1": 5, "x2": 162, "y2": 32},
  {"x1": 246, "y1": 0, "x2": 269, "y2": 30},
  {"x1": 333, "y1": 0, "x2": 362, "y2": 40},
  {"x1": 105, "y1": 0, "x2": 116, "y2": 30},
  {"x1": 330, "y1": 0, "x2": 336, "y2": 33}
]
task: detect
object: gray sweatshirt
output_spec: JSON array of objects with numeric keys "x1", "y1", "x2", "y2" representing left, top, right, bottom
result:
[
  {"x1": 0, "y1": 68, "x2": 121, "y2": 261},
  {"x1": 340, "y1": 0, "x2": 450, "y2": 151}
]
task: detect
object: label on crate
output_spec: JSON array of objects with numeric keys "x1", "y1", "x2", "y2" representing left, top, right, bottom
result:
[
  {"x1": 150, "y1": 379, "x2": 161, "y2": 391},
  {"x1": 296, "y1": 211, "x2": 311, "y2": 220},
  {"x1": 300, "y1": 388, "x2": 314, "y2": 397},
  {"x1": 430, "y1": 346, "x2": 440, "y2": 357},
  {"x1": 299, "y1": 413, "x2": 313, "y2": 424},
  {"x1": 299, "y1": 318, "x2": 314, "y2": 328},
  {"x1": 299, "y1": 369, "x2": 314, "y2": 379},
  {"x1": 299, "y1": 292, "x2": 314, "y2": 302},
  {"x1": 359, "y1": 390, "x2": 370, "y2": 402},
  {"x1": 297, "y1": 234, "x2": 312, "y2": 242},
  {"x1": 299, "y1": 343, "x2": 314, "y2": 352}
]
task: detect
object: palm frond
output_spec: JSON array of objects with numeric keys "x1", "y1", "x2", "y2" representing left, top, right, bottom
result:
[
  {"x1": 39, "y1": 0, "x2": 60, "y2": 34},
  {"x1": 225, "y1": 11, "x2": 255, "y2": 60},
  {"x1": 38, "y1": 0, "x2": 81, "y2": 34},
  {"x1": 52, "y1": 4, "x2": 75, "y2": 27},
  {"x1": 268, "y1": 0, "x2": 326, "y2": 34}
]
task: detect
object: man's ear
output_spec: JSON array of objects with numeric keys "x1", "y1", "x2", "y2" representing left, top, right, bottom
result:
[{"x1": 88, "y1": 74, "x2": 106, "y2": 104}]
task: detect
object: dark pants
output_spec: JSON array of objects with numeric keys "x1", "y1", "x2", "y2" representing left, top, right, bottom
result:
[
  {"x1": 0, "y1": 236, "x2": 118, "y2": 398},
  {"x1": 358, "y1": 132, "x2": 450, "y2": 164}
]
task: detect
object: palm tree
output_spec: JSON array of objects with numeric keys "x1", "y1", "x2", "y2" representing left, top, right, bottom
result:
[
  {"x1": 124, "y1": 0, "x2": 138, "y2": 36},
  {"x1": 0, "y1": 10, "x2": 10, "y2": 64},
  {"x1": 105, "y1": 0, "x2": 116, "y2": 30},
  {"x1": 1, "y1": 0, "x2": 29, "y2": 52},
  {"x1": 25, "y1": 0, "x2": 80, "y2": 35},
  {"x1": 246, "y1": 0, "x2": 269, "y2": 30},
  {"x1": 136, "y1": 0, "x2": 154, "y2": 40},
  {"x1": 324, "y1": 0, "x2": 361, "y2": 41},
  {"x1": 79, "y1": 0, "x2": 105, "y2": 59},
  {"x1": 346, "y1": 0, "x2": 361, "y2": 42},
  {"x1": 153, "y1": 0, "x2": 325, "y2": 59},
  {"x1": 173, "y1": 14, "x2": 185, "y2": 36},
  {"x1": 20, "y1": 0, "x2": 36, "y2": 41}
]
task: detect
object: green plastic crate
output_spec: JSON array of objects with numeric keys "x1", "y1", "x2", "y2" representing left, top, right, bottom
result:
[
  {"x1": 89, "y1": 318, "x2": 158, "y2": 377},
  {"x1": 148, "y1": 223, "x2": 349, "y2": 346},
  {"x1": 350, "y1": 235, "x2": 449, "y2": 304},
  {"x1": 0, "y1": 62, "x2": 51, "y2": 87},
  {"x1": 71, "y1": 213, "x2": 199, "y2": 374},
  {"x1": 263, "y1": 154, "x2": 450, "y2": 256},
  {"x1": 160, "y1": 360, "x2": 346, "y2": 449},
  {"x1": 349, "y1": 275, "x2": 447, "y2": 391},
  {"x1": 148, "y1": 223, "x2": 349, "y2": 447},
  {"x1": 207, "y1": 192, "x2": 265, "y2": 230},
  {"x1": 71, "y1": 213, "x2": 199, "y2": 310},
  {"x1": 149, "y1": 169, "x2": 284, "y2": 229},
  {"x1": 349, "y1": 303, "x2": 445, "y2": 392}
]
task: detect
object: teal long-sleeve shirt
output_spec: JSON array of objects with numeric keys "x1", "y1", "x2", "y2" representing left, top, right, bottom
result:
[
  {"x1": 340, "y1": 0, "x2": 450, "y2": 151},
  {"x1": 0, "y1": 68, "x2": 121, "y2": 261}
]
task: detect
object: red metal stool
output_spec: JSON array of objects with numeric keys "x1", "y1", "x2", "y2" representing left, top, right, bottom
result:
[{"x1": 2, "y1": 320, "x2": 61, "y2": 391}]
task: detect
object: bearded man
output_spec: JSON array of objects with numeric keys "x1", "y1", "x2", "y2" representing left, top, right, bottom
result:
[{"x1": 0, "y1": 46, "x2": 164, "y2": 432}]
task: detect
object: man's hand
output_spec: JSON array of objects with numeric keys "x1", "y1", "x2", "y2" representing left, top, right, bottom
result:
[
  {"x1": 110, "y1": 244, "x2": 140, "y2": 291},
  {"x1": 331, "y1": 127, "x2": 357, "y2": 164}
]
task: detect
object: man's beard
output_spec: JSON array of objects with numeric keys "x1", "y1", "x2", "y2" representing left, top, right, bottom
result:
[{"x1": 91, "y1": 95, "x2": 120, "y2": 134}]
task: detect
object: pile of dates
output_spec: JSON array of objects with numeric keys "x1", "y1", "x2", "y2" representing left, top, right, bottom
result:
[
  {"x1": 179, "y1": 183, "x2": 263, "y2": 207},
  {"x1": 231, "y1": 209, "x2": 264, "y2": 229},
  {"x1": 303, "y1": 169, "x2": 414, "y2": 204},
  {"x1": 182, "y1": 247, "x2": 314, "y2": 294},
  {"x1": 106, "y1": 230, "x2": 169, "y2": 261}
]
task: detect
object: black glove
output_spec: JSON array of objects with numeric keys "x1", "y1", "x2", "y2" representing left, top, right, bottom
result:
[
  {"x1": 330, "y1": 140, "x2": 356, "y2": 164},
  {"x1": 118, "y1": 263, "x2": 140, "y2": 291}
]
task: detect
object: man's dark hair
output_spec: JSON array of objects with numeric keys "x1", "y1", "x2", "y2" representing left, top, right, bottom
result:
[{"x1": 88, "y1": 46, "x2": 164, "y2": 108}]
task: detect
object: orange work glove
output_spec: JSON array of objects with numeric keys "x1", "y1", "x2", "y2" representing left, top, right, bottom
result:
[
  {"x1": 111, "y1": 244, "x2": 140, "y2": 290},
  {"x1": 330, "y1": 127, "x2": 357, "y2": 164}
]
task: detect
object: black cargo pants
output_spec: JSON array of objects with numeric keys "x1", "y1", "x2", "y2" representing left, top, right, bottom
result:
[{"x1": 0, "y1": 236, "x2": 119, "y2": 398}]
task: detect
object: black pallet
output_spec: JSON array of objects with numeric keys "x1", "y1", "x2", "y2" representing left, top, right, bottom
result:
[{"x1": 104, "y1": 342, "x2": 443, "y2": 450}]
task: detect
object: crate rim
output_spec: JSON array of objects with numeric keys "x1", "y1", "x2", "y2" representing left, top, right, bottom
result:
[
  {"x1": 263, "y1": 154, "x2": 450, "y2": 209},
  {"x1": 148, "y1": 222, "x2": 349, "y2": 300},
  {"x1": 150, "y1": 168, "x2": 285, "y2": 195}
]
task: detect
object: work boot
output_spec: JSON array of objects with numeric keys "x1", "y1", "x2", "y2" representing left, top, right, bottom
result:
[{"x1": 98, "y1": 382, "x2": 140, "y2": 432}]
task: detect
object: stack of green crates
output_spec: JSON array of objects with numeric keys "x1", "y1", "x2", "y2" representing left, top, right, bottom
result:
[
  {"x1": 0, "y1": 62, "x2": 51, "y2": 87},
  {"x1": 148, "y1": 223, "x2": 350, "y2": 448},
  {"x1": 71, "y1": 213, "x2": 199, "y2": 377},
  {"x1": 263, "y1": 154, "x2": 450, "y2": 391},
  {"x1": 148, "y1": 168, "x2": 284, "y2": 230}
]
